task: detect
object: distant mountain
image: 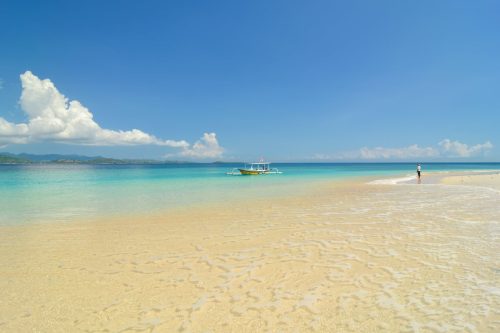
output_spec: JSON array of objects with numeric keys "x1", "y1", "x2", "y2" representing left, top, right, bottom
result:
[
  {"x1": 0, "y1": 153, "x2": 194, "y2": 165},
  {"x1": 0, "y1": 154, "x2": 32, "y2": 164},
  {"x1": 0, "y1": 152, "x2": 100, "y2": 162}
]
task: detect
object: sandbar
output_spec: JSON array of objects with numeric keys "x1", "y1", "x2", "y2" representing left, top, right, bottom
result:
[{"x1": 1, "y1": 174, "x2": 499, "y2": 332}]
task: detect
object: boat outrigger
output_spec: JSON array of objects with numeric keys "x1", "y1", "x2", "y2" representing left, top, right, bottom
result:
[{"x1": 227, "y1": 162, "x2": 282, "y2": 175}]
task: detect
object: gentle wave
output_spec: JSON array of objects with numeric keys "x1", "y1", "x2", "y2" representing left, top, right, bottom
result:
[{"x1": 368, "y1": 174, "x2": 415, "y2": 185}]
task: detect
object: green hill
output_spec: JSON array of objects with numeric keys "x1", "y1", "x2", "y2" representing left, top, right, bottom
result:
[
  {"x1": 0, "y1": 154, "x2": 32, "y2": 164},
  {"x1": 0, "y1": 153, "x2": 195, "y2": 165}
]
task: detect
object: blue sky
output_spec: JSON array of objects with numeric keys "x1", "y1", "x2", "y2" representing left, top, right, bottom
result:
[{"x1": 0, "y1": 0, "x2": 499, "y2": 161}]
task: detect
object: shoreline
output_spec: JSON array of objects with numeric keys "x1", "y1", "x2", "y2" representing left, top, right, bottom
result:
[
  {"x1": 440, "y1": 171, "x2": 500, "y2": 191},
  {"x1": 1, "y1": 170, "x2": 499, "y2": 332},
  {"x1": 370, "y1": 169, "x2": 500, "y2": 191},
  {"x1": 1, "y1": 170, "x2": 499, "y2": 231},
  {"x1": 0, "y1": 171, "x2": 390, "y2": 228}
]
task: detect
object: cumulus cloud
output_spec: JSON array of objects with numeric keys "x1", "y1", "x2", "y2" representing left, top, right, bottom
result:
[
  {"x1": 0, "y1": 71, "x2": 224, "y2": 158},
  {"x1": 0, "y1": 71, "x2": 189, "y2": 147},
  {"x1": 359, "y1": 144, "x2": 439, "y2": 159},
  {"x1": 438, "y1": 139, "x2": 493, "y2": 158},
  {"x1": 0, "y1": 118, "x2": 29, "y2": 144},
  {"x1": 311, "y1": 153, "x2": 334, "y2": 161},
  {"x1": 315, "y1": 139, "x2": 493, "y2": 161},
  {"x1": 180, "y1": 132, "x2": 224, "y2": 158},
  {"x1": 357, "y1": 139, "x2": 492, "y2": 160}
]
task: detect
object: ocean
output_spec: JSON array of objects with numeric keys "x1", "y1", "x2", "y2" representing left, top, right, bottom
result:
[
  {"x1": 1, "y1": 162, "x2": 499, "y2": 225},
  {"x1": 2, "y1": 162, "x2": 499, "y2": 331}
]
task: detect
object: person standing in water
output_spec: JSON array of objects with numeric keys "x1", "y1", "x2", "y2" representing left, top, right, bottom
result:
[{"x1": 417, "y1": 163, "x2": 422, "y2": 180}]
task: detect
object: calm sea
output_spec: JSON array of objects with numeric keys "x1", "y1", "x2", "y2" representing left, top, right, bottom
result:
[{"x1": 1, "y1": 163, "x2": 499, "y2": 225}]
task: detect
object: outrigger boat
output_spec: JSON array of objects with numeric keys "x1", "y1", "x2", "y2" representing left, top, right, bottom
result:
[{"x1": 227, "y1": 161, "x2": 282, "y2": 175}]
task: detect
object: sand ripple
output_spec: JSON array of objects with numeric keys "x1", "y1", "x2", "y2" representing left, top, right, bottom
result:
[{"x1": 0, "y1": 180, "x2": 499, "y2": 332}]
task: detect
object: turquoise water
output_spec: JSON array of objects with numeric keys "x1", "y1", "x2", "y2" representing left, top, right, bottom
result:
[{"x1": 1, "y1": 163, "x2": 499, "y2": 225}]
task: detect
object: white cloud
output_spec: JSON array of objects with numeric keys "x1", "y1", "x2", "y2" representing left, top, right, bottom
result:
[
  {"x1": 315, "y1": 139, "x2": 493, "y2": 161},
  {"x1": 359, "y1": 144, "x2": 439, "y2": 159},
  {"x1": 180, "y1": 132, "x2": 224, "y2": 158},
  {"x1": 0, "y1": 118, "x2": 29, "y2": 144},
  {"x1": 0, "y1": 71, "x2": 188, "y2": 147},
  {"x1": 311, "y1": 153, "x2": 334, "y2": 160},
  {"x1": 0, "y1": 71, "x2": 224, "y2": 158},
  {"x1": 438, "y1": 139, "x2": 493, "y2": 157}
]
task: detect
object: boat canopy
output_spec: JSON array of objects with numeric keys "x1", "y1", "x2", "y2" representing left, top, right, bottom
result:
[{"x1": 247, "y1": 162, "x2": 270, "y2": 170}]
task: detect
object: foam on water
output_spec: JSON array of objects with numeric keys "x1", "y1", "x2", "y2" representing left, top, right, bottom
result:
[{"x1": 369, "y1": 174, "x2": 416, "y2": 184}]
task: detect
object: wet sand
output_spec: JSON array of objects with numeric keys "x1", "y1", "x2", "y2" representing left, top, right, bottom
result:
[
  {"x1": 441, "y1": 171, "x2": 500, "y2": 191},
  {"x1": 1, "y1": 174, "x2": 499, "y2": 332}
]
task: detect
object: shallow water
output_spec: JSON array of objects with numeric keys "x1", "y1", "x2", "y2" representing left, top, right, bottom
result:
[
  {"x1": 1, "y1": 178, "x2": 499, "y2": 332},
  {"x1": 1, "y1": 162, "x2": 499, "y2": 225}
]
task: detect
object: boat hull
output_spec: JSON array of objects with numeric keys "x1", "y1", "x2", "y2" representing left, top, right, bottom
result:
[{"x1": 238, "y1": 169, "x2": 265, "y2": 175}]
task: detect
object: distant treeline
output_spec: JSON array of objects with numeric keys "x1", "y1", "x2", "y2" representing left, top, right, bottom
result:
[{"x1": 0, "y1": 153, "x2": 193, "y2": 165}]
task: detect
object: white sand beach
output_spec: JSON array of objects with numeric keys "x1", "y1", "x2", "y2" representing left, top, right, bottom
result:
[
  {"x1": 1, "y1": 173, "x2": 499, "y2": 332},
  {"x1": 441, "y1": 171, "x2": 500, "y2": 191}
]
